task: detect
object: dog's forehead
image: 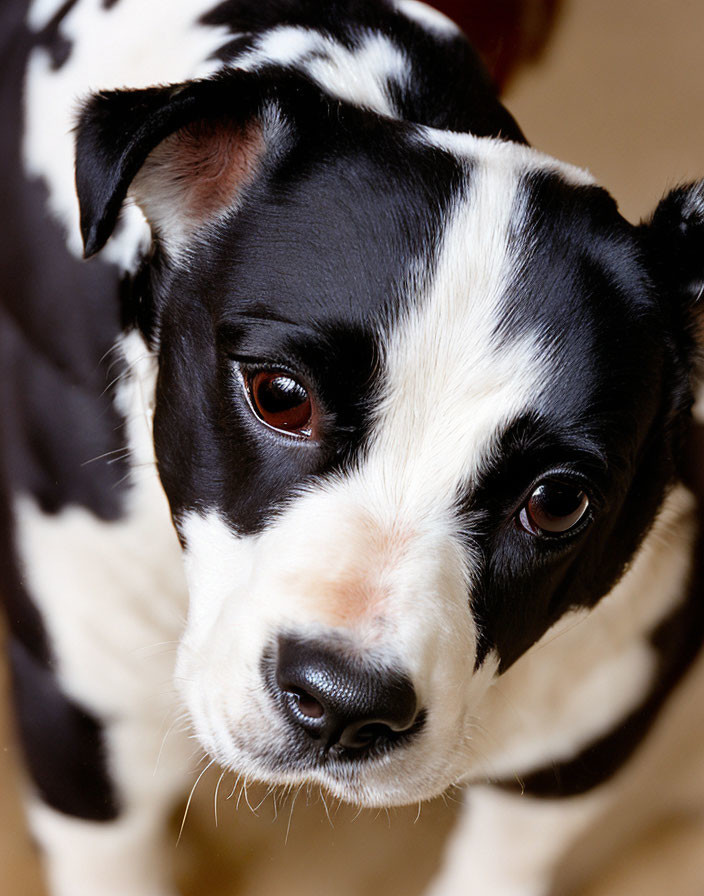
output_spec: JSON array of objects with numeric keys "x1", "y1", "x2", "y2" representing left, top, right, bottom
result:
[
  {"x1": 206, "y1": 123, "x2": 618, "y2": 342},
  {"x1": 356, "y1": 142, "x2": 597, "y2": 501},
  {"x1": 164, "y1": 125, "x2": 657, "y2": 527},
  {"x1": 368, "y1": 153, "x2": 541, "y2": 497},
  {"x1": 341, "y1": 134, "x2": 655, "y2": 511}
]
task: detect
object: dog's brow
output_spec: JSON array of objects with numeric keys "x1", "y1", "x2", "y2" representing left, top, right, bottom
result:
[
  {"x1": 221, "y1": 310, "x2": 303, "y2": 327},
  {"x1": 465, "y1": 412, "x2": 613, "y2": 503},
  {"x1": 497, "y1": 413, "x2": 610, "y2": 467},
  {"x1": 216, "y1": 318, "x2": 314, "y2": 352}
]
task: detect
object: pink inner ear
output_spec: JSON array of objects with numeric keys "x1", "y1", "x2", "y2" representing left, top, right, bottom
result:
[
  {"x1": 172, "y1": 118, "x2": 265, "y2": 219},
  {"x1": 131, "y1": 116, "x2": 266, "y2": 241}
]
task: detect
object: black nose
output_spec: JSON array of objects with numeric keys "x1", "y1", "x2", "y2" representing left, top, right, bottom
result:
[{"x1": 273, "y1": 635, "x2": 421, "y2": 754}]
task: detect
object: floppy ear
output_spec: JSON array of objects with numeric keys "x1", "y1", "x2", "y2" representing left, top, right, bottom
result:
[
  {"x1": 75, "y1": 75, "x2": 284, "y2": 258},
  {"x1": 644, "y1": 181, "x2": 704, "y2": 341},
  {"x1": 642, "y1": 181, "x2": 704, "y2": 425}
]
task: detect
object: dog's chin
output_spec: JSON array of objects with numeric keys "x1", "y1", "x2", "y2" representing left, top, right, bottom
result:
[{"x1": 199, "y1": 734, "x2": 457, "y2": 809}]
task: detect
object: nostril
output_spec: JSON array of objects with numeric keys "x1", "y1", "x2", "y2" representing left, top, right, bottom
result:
[
  {"x1": 339, "y1": 720, "x2": 398, "y2": 750},
  {"x1": 272, "y1": 635, "x2": 423, "y2": 755},
  {"x1": 285, "y1": 686, "x2": 325, "y2": 720}
]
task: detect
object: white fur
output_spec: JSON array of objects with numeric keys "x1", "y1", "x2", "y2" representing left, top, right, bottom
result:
[
  {"x1": 23, "y1": 0, "x2": 230, "y2": 263},
  {"x1": 416, "y1": 124, "x2": 596, "y2": 187},
  {"x1": 29, "y1": 797, "x2": 181, "y2": 896},
  {"x1": 172, "y1": 154, "x2": 695, "y2": 814},
  {"x1": 175, "y1": 485, "x2": 695, "y2": 811},
  {"x1": 13, "y1": 329, "x2": 184, "y2": 712},
  {"x1": 365, "y1": 158, "x2": 540, "y2": 499},
  {"x1": 468, "y1": 484, "x2": 698, "y2": 780},
  {"x1": 234, "y1": 26, "x2": 408, "y2": 117},
  {"x1": 27, "y1": 0, "x2": 67, "y2": 31},
  {"x1": 13, "y1": 331, "x2": 192, "y2": 892},
  {"x1": 426, "y1": 785, "x2": 605, "y2": 896},
  {"x1": 394, "y1": 0, "x2": 461, "y2": 37}
]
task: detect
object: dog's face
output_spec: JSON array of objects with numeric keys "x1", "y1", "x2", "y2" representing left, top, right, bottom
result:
[{"x1": 77, "y1": 72, "x2": 703, "y2": 805}]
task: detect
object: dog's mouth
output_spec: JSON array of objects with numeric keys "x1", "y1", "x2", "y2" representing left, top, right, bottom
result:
[
  {"x1": 215, "y1": 728, "x2": 434, "y2": 807},
  {"x1": 188, "y1": 639, "x2": 431, "y2": 807}
]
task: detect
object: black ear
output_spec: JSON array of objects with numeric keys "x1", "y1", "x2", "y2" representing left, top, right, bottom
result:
[
  {"x1": 75, "y1": 75, "x2": 281, "y2": 258},
  {"x1": 644, "y1": 181, "x2": 704, "y2": 334}
]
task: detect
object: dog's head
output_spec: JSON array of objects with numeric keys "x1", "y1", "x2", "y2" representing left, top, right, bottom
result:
[{"x1": 76, "y1": 70, "x2": 704, "y2": 805}]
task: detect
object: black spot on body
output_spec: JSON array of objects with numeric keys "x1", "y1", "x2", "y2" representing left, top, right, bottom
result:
[
  {"x1": 0, "y1": 0, "x2": 128, "y2": 822},
  {"x1": 8, "y1": 639, "x2": 119, "y2": 821},
  {"x1": 32, "y1": 0, "x2": 79, "y2": 71},
  {"x1": 0, "y1": 2, "x2": 129, "y2": 519}
]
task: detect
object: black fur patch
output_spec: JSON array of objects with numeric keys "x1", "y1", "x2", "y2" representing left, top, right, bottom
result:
[
  {"x1": 30, "y1": 0, "x2": 78, "y2": 71},
  {"x1": 462, "y1": 172, "x2": 683, "y2": 671},
  {"x1": 0, "y1": 0, "x2": 127, "y2": 822},
  {"x1": 498, "y1": 424, "x2": 704, "y2": 795},
  {"x1": 150, "y1": 100, "x2": 464, "y2": 531},
  {"x1": 202, "y1": 0, "x2": 526, "y2": 138},
  {"x1": 8, "y1": 639, "x2": 119, "y2": 821},
  {"x1": 0, "y1": 1, "x2": 129, "y2": 520}
]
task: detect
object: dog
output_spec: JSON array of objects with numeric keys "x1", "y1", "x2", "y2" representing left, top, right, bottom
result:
[{"x1": 1, "y1": 1, "x2": 703, "y2": 894}]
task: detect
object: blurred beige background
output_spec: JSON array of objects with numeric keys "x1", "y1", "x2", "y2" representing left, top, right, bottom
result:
[
  {"x1": 505, "y1": 0, "x2": 704, "y2": 224},
  {"x1": 2, "y1": 1, "x2": 704, "y2": 894}
]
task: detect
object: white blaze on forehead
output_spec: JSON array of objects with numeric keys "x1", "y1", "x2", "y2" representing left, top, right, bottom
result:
[
  {"x1": 234, "y1": 26, "x2": 408, "y2": 118},
  {"x1": 363, "y1": 155, "x2": 543, "y2": 514},
  {"x1": 419, "y1": 125, "x2": 596, "y2": 188}
]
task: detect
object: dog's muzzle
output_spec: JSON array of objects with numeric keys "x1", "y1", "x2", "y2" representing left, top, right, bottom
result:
[{"x1": 264, "y1": 635, "x2": 425, "y2": 759}]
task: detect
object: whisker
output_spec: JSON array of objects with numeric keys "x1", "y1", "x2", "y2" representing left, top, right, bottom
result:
[
  {"x1": 214, "y1": 770, "x2": 226, "y2": 827},
  {"x1": 319, "y1": 789, "x2": 333, "y2": 829},
  {"x1": 177, "y1": 758, "x2": 215, "y2": 845},
  {"x1": 285, "y1": 784, "x2": 303, "y2": 846},
  {"x1": 154, "y1": 713, "x2": 188, "y2": 777},
  {"x1": 271, "y1": 787, "x2": 279, "y2": 822},
  {"x1": 253, "y1": 787, "x2": 272, "y2": 813},
  {"x1": 242, "y1": 776, "x2": 256, "y2": 815},
  {"x1": 351, "y1": 804, "x2": 365, "y2": 823},
  {"x1": 81, "y1": 447, "x2": 130, "y2": 467},
  {"x1": 227, "y1": 773, "x2": 243, "y2": 802}
]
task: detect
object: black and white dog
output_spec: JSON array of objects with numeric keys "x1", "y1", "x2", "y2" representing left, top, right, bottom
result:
[{"x1": 1, "y1": 1, "x2": 703, "y2": 894}]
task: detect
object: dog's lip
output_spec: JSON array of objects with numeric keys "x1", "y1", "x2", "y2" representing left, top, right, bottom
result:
[{"x1": 217, "y1": 726, "x2": 450, "y2": 808}]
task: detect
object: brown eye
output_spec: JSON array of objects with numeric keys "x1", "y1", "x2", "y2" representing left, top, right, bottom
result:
[
  {"x1": 247, "y1": 370, "x2": 313, "y2": 437},
  {"x1": 518, "y1": 480, "x2": 590, "y2": 537}
]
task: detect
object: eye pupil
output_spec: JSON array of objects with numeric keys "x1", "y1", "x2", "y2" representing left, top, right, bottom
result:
[
  {"x1": 249, "y1": 371, "x2": 312, "y2": 435},
  {"x1": 521, "y1": 481, "x2": 589, "y2": 536}
]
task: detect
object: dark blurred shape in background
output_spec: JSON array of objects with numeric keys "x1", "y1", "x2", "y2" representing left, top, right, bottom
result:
[{"x1": 429, "y1": 0, "x2": 561, "y2": 89}]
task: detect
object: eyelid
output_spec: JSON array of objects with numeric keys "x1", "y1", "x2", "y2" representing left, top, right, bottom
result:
[
  {"x1": 518, "y1": 468, "x2": 604, "y2": 515},
  {"x1": 231, "y1": 361, "x2": 320, "y2": 444}
]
